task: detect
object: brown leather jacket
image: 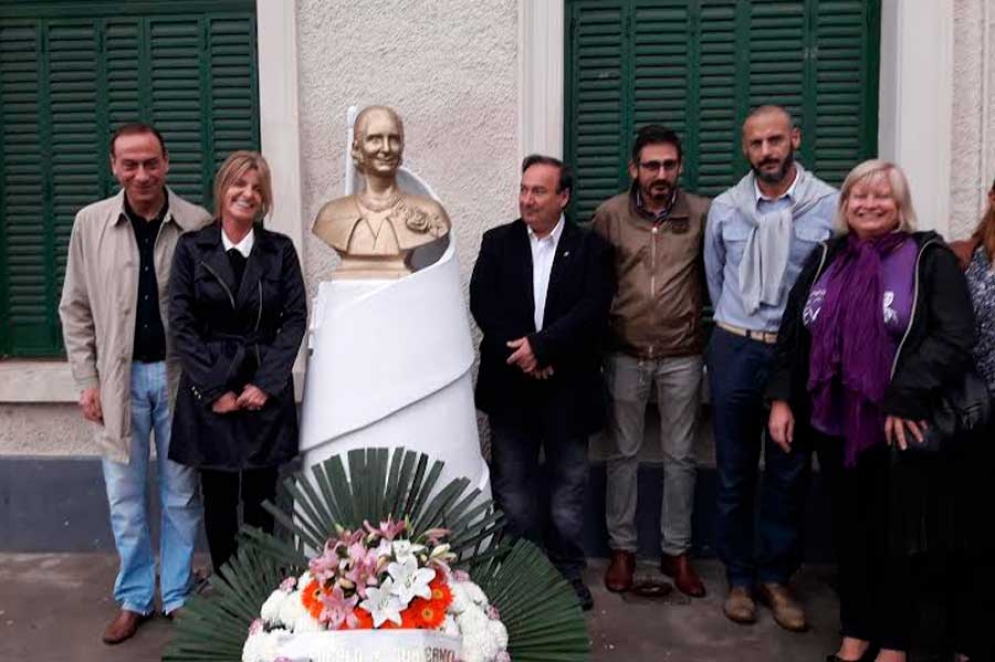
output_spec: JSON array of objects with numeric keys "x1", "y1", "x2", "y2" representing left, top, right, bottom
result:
[{"x1": 591, "y1": 186, "x2": 710, "y2": 359}]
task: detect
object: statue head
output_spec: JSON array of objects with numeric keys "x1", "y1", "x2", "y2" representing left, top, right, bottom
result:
[{"x1": 351, "y1": 106, "x2": 405, "y2": 177}]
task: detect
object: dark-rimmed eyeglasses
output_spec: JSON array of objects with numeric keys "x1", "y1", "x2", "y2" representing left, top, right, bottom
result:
[{"x1": 639, "y1": 160, "x2": 680, "y2": 173}]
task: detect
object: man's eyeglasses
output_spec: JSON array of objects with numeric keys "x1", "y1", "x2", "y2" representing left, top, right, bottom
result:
[{"x1": 639, "y1": 159, "x2": 680, "y2": 173}]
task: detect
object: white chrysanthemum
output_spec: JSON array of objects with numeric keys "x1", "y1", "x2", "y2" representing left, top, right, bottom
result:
[
  {"x1": 293, "y1": 611, "x2": 324, "y2": 633},
  {"x1": 462, "y1": 580, "x2": 488, "y2": 606},
  {"x1": 457, "y1": 606, "x2": 489, "y2": 638},
  {"x1": 241, "y1": 629, "x2": 286, "y2": 662},
  {"x1": 455, "y1": 600, "x2": 508, "y2": 662},
  {"x1": 441, "y1": 614, "x2": 460, "y2": 637},
  {"x1": 448, "y1": 582, "x2": 470, "y2": 614},
  {"x1": 277, "y1": 590, "x2": 307, "y2": 631},
  {"x1": 489, "y1": 619, "x2": 509, "y2": 649},
  {"x1": 297, "y1": 570, "x2": 313, "y2": 586},
  {"x1": 462, "y1": 627, "x2": 500, "y2": 662},
  {"x1": 260, "y1": 589, "x2": 288, "y2": 625}
]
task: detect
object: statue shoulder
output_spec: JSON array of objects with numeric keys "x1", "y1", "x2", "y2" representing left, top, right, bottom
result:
[
  {"x1": 400, "y1": 194, "x2": 451, "y2": 234},
  {"x1": 313, "y1": 195, "x2": 362, "y2": 250}
]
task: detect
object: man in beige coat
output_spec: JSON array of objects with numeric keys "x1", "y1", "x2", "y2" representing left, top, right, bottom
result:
[
  {"x1": 592, "y1": 125, "x2": 710, "y2": 599},
  {"x1": 59, "y1": 123, "x2": 211, "y2": 644}
]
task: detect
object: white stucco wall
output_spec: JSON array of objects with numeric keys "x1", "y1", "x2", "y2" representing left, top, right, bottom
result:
[
  {"x1": 294, "y1": 0, "x2": 520, "y2": 295},
  {"x1": 950, "y1": 0, "x2": 995, "y2": 240}
]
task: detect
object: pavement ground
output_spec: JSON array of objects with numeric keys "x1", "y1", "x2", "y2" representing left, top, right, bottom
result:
[{"x1": 0, "y1": 553, "x2": 850, "y2": 662}]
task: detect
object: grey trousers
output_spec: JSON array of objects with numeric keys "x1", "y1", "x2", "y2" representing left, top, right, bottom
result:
[{"x1": 604, "y1": 353, "x2": 702, "y2": 555}]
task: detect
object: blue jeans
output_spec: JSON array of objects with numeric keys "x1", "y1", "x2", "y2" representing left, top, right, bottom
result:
[
  {"x1": 489, "y1": 418, "x2": 589, "y2": 581},
  {"x1": 101, "y1": 361, "x2": 202, "y2": 614},
  {"x1": 707, "y1": 327, "x2": 810, "y2": 587}
]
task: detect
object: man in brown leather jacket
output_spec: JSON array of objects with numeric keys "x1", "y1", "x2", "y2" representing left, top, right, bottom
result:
[{"x1": 591, "y1": 125, "x2": 710, "y2": 598}]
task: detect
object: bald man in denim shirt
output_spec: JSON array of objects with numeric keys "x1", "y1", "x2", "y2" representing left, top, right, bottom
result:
[{"x1": 704, "y1": 106, "x2": 838, "y2": 631}]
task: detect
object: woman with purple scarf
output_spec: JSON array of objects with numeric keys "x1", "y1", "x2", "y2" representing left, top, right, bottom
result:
[{"x1": 765, "y1": 160, "x2": 975, "y2": 662}]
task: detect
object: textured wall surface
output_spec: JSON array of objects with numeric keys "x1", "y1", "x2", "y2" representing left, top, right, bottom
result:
[
  {"x1": 295, "y1": 0, "x2": 520, "y2": 295},
  {"x1": 950, "y1": 0, "x2": 995, "y2": 239},
  {"x1": 0, "y1": 405, "x2": 96, "y2": 456}
]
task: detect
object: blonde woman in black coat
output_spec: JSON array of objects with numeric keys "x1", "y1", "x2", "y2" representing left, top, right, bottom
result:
[{"x1": 168, "y1": 151, "x2": 306, "y2": 572}]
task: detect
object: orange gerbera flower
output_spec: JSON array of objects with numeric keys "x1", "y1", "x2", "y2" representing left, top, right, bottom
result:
[
  {"x1": 410, "y1": 597, "x2": 446, "y2": 629},
  {"x1": 352, "y1": 608, "x2": 373, "y2": 630},
  {"x1": 300, "y1": 579, "x2": 325, "y2": 621},
  {"x1": 427, "y1": 577, "x2": 453, "y2": 609},
  {"x1": 378, "y1": 607, "x2": 418, "y2": 630}
]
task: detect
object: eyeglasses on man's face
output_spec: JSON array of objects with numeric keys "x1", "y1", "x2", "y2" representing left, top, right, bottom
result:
[{"x1": 639, "y1": 159, "x2": 680, "y2": 173}]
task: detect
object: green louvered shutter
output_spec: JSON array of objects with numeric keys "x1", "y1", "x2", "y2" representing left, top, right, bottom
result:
[
  {"x1": 0, "y1": 0, "x2": 259, "y2": 357},
  {"x1": 567, "y1": 5, "x2": 626, "y2": 224},
  {"x1": 565, "y1": 0, "x2": 880, "y2": 218}
]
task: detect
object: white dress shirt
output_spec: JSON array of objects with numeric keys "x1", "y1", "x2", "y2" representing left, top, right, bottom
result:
[
  {"x1": 222, "y1": 226, "x2": 255, "y2": 258},
  {"x1": 528, "y1": 215, "x2": 565, "y2": 331}
]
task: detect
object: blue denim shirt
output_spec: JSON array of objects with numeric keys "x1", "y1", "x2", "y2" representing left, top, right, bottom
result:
[{"x1": 704, "y1": 181, "x2": 838, "y2": 333}]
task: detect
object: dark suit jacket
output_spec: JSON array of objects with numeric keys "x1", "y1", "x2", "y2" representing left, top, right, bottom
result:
[
  {"x1": 469, "y1": 218, "x2": 615, "y2": 439},
  {"x1": 168, "y1": 221, "x2": 307, "y2": 470}
]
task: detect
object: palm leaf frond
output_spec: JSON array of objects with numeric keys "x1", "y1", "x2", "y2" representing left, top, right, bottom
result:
[
  {"x1": 262, "y1": 447, "x2": 504, "y2": 564},
  {"x1": 164, "y1": 540, "x2": 295, "y2": 661},
  {"x1": 473, "y1": 539, "x2": 591, "y2": 662}
]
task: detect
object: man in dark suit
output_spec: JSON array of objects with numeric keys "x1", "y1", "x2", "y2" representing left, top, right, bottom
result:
[{"x1": 470, "y1": 154, "x2": 615, "y2": 610}]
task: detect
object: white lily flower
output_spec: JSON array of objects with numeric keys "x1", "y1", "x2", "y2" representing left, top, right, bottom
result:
[
  {"x1": 429, "y1": 543, "x2": 452, "y2": 558},
  {"x1": 387, "y1": 555, "x2": 435, "y2": 605},
  {"x1": 359, "y1": 578, "x2": 404, "y2": 627},
  {"x1": 391, "y1": 539, "x2": 426, "y2": 561}
]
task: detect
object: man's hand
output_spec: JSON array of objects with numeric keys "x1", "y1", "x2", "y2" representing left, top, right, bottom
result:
[
  {"x1": 79, "y1": 386, "x2": 103, "y2": 423},
  {"x1": 768, "y1": 400, "x2": 795, "y2": 453},
  {"x1": 236, "y1": 384, "x2": 269, "y2": 411},
  {"x1": 885, "y1": 416, "x2": 927, "y2": 451},
  {"x1": 212, "y1": 391, "x2": 240, "y2": 414},
  {"x1": 506, "y1": 337, "x2": 538, "y2": 373}
]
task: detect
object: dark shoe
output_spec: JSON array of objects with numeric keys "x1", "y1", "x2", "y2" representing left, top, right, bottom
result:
[
  {"x1": 604, "y1": 550, "x2": 635, "y2": 593},
  {"x1": 660, "y1": 553, "x2": 706, "y2": 597},
  {"x1": 164, "y1": 606, "x2": 186, "y2": 621},
  {"x1": 194, "y1": 566, "x2": 213, "y2": 596},
  {"x1": 722, "y1": 586, "x2": 756, "y2": 624},
  {"x1": 757, "y1": 582, "x2": 807, "y2": 632},
  {"x1": 101, "y1": 609, "x2": 151, "y2": 645},
  {"x1": 569, "y1": 577, "x2": 594, "y2": 611},
  {"x1": 825, "y1": 642, "x2": 878, "y2": 662}
]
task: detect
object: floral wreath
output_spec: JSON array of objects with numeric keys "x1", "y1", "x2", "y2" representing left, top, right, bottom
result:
[{"x1": 165, "y1": 447, "x2": 590, "y2": 662}]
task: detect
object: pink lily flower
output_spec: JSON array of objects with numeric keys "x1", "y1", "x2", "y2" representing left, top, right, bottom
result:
[{"x1": 319, "y1": 585, "x2": 360, "y2": 630}]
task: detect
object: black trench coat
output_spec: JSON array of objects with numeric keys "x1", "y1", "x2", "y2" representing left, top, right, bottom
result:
[{"x1": 168, "y1": 222, "x2": 307, "y2": 470}]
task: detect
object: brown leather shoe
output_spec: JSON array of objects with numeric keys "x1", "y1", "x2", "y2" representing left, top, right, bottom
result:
[
  {"x1": 723, "y1": 586, "x2": 756, "y2": 624},
  {"x1": 660, "y1": 553, "x2": 706, "y2": 597},
  {"x1": 757, "y1": 582, "x2": 807, "y2": 632},
  {"x1": 101, "y1": 609, "x2": 151, "y2": 645},
  {"x1": 604, "y1": 550, "x2": 635, "y2": 593}
]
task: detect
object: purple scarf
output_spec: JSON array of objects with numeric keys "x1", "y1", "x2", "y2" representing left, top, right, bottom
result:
[{"x1": 808, "y1": 232, "x2": 912, "y2": 467}]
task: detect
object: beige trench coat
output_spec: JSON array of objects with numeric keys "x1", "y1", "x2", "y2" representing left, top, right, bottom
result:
[{"x1": 59, "y1": 188, "x2": 211, "y2": 462}]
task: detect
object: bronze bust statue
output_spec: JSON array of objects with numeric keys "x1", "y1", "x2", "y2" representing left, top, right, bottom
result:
[{"x1": 313, "y1": 106, "x2": 451, "y2": 279}]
